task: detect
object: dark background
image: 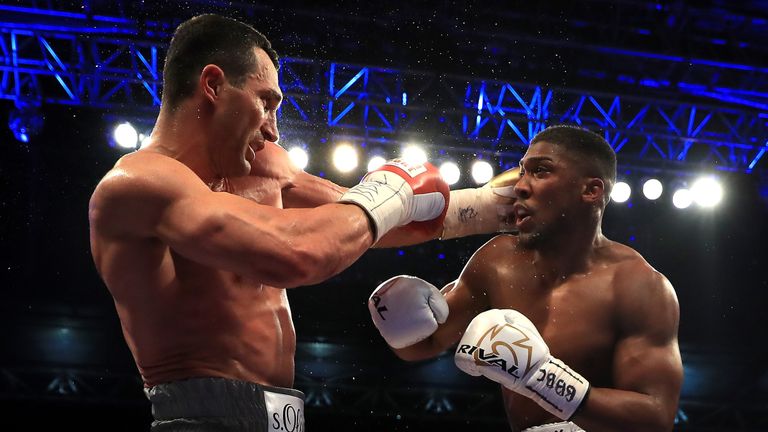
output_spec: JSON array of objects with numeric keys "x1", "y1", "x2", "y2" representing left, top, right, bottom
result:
[{"x1": 1, "y1": 1, "x2": 768, "y2": 431}]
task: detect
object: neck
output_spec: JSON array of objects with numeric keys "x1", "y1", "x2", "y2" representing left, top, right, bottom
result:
[
  {"x1": 143, "y1": 102, "x2": 219, "y2": 184},
  {"x1": 531, "y1": 213, "x2": 605, "y2": 282}
]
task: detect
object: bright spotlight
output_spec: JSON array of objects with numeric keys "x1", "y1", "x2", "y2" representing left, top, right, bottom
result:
[
  {"x1": 439, "y1": 161, "x2": 461, "y2": 186},
  {"x1": 367, "y1": 155, "x2": 386, "y2": 172},
  {"x1": 691, "y1": 177, "x2": 723, "y2": 208},
  {"x1": 332, "y1": 144, "x2": 358, "y2": 173},
  {"x1": 288, "y1": 147, "x2": 309, "y2": 170},
  {"x1": 611, "y1": 181, "x2": 631, "y2": 203},
  {"x1": 673, "y1": 188, "x2": 693, "y2": 209},
  {"x1": 471, "y1": 160, "x2": 494, "y2": 184},
  {"x1": 139, "y1": 133, "x2": 152, "y2": 149},
  {"x1": 642, "y1": 178, "x2": 663, "y2": 200},
  {"x1": 113, "y1": 122, "x2": 138, "y2": 149},
  {"x1": 401, "y1": 145, "x2": 428, "y2": 165}
]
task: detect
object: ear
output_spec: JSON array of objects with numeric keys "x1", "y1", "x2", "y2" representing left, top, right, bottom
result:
[
  {"x1": 199, "y1": 64, "x2": 226, "y2": 103},
  {"x1": 582, "y1": 177, "x2": 605, "y2": 204}
]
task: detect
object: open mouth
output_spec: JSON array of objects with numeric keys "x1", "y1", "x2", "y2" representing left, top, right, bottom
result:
[
  {"x1": 515, "y1": 215, "x2": 532, "y2": 228},
  {"x1": 513, "y1": 205, "x2": 533, "y2": 228}
]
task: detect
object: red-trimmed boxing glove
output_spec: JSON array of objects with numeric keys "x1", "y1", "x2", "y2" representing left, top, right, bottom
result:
[{"x1": 340, "y1": 158, "x2": 449, "y2": 242}]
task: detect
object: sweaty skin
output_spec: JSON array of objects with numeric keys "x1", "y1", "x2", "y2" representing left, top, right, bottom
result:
[
  {"x1": 90, "y1": 128, "x2": 449, "y2": 389},
  {"x1": 90, "y1": 142, "x2": 352, "y2": 388},
  {"x1": 392, "y1": 141, "x2": 682, "y2": 432},
  {"x1": 433, "y1": 235, "x2": 680, "y2": 430},
  {"x1": 89, "y1": 41, "x2": 517, "y2": 397},
  {"x1": 89, "y1": 46, "x2": 381, "y2": 389}
]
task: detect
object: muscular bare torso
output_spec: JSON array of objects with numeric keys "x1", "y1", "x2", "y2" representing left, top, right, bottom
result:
[
  {"x1": 469, "y1": 235, "x2": 646, "y2": 429},
  {"x1": 91, "y1": 142, "x2": 300, "y2": 388}
]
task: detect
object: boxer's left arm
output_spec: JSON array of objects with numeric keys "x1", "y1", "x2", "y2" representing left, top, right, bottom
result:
[
  {"x1": 282, "y1": 169, "x2": 346, "y2": 208},
  {"x1": 278, "y1": 163, "x2": 443, "y2": 244},
  {"x1": 570, "y1": 266, "x2": 683, "y2": 432},
  {"x1": 282, "y1": 171, "x2": 448, "y2": 246},
  {"x1": 282, "y1": 167, "x2": 519, "y2": 247},
  {"x1": 241, "y1": 140, "x2": 344, "y2": 208}
]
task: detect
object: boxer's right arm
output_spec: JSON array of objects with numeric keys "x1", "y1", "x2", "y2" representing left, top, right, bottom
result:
[
  {"x1": 368, "y1": 275, "x2": 449, "y2": 349},
  {"x1": 389, "y1": 275, "x2": 488, "y2": 361},
  {"x1": 369, "y1": 237, "x2": 500, "y2": 361}
]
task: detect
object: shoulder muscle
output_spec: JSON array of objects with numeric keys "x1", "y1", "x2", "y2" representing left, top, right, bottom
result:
[
  {"x1": 89, "y1": 152, "x2": 206, "y2": 239},
  {"x1": 614, "y1": 259, "x2": 680, "y2": 341}
]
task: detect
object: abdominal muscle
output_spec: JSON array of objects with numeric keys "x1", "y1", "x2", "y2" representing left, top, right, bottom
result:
[
  {"x1": 108, "y1": 240, "x2": 297, "y2": 389},
  {"x1": 112, "y1": 171, "x2": 297, "y2": 389}
]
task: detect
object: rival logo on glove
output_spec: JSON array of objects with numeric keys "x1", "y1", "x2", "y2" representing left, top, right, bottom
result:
[
  {"x1": 370, "y1": 295, "x2": 388, "y2": 320},
  {"x1": 456, "y1": 323, "x2": 536, "y2": 378}
]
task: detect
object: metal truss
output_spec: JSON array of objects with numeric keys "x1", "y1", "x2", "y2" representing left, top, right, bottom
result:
[
  {"x1": 0, "y1": 28, "x2": 162, "y2": 109},
  {"x1": 472, "y1": 3, "x2": 768, "y2": 112},
  {"x1": 1, "y1": 3, "x2": 767, "y2": 175},
  {"x1": 5, "y1": 0, "x2": 766, "y2": 110},
  {"x1": 280, "y1": 59, "x2": 768, "y2": 173}
]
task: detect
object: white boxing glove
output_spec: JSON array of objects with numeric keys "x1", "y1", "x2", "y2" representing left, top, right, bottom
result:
[
  {"x1": 368, "y1": 275, "x2": 449, "y2": 349},
  {"x1": 454, "y1": 309, "x2": 590, "y2": 420}
]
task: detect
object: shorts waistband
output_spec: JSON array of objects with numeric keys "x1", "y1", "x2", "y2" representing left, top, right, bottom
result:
[
  {"x1": 522, "y1": 421, "x2": 585, "y2": 432},
  {"x1": 144, "y1": 377, "x2": 304, "y2": 420}
]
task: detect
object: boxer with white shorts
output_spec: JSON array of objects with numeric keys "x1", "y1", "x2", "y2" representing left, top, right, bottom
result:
[{"x1": 369, "y1": 125, "x2": 683, "y2": 431}]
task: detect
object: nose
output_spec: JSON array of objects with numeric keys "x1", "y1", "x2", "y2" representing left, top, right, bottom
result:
[
  {"x1": 513, "y1": 173, "x2": 531, "y2": 199},
  {"x1": 261, "y1": 115, "x2": 279, "y2": 143}
]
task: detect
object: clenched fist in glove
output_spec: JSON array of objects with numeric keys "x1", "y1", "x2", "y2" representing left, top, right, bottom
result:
[
  {"x1": 455, "y1": 309, "x2": 590, "y2": 420},
  {"x1": 368, "y1": 275, "x2": 449, "y2": 349},
  {"x1": 340, "y1": 159, "x2": 449, "y2": 242}
]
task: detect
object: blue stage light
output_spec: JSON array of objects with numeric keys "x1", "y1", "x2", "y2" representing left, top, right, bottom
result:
[{"x1": 8, "y1": 102, "x2": 44, "y2": 143}]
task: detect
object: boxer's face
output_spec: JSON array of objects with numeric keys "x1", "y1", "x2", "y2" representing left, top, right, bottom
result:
[
  {"x1": 210, "y1": 48, "x2": 282, "y2": 177},
  {"x1": 514, "y1": 141, "x2": 586, "y2": 248}
]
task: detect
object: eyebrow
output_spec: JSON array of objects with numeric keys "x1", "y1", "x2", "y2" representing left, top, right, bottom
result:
[
  {"x1": 263, "y1": 89, "x2": 283, "y2": 104},
  {"x1": 519, "y1": 156, "x2": 554, "y2": 166}
]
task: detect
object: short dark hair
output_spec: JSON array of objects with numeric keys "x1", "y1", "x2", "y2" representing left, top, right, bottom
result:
[
  {"x1": 161, "y1": 14, "x2": 279, "y2": 108},
  {"x1": 530, "y1": 124, "x2": 617, "y2": 198}
]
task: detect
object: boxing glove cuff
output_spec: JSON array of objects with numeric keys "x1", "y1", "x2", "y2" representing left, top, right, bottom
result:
[
  {"x1": 441, "y1": 186, "x2": 516, "y2": 240},
  {"x1": 340, "y1": 173, "x2": 410, "y2": 242},
  {"x1": 523, "y1": 355, "x2": 590, "y2": 421}
]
